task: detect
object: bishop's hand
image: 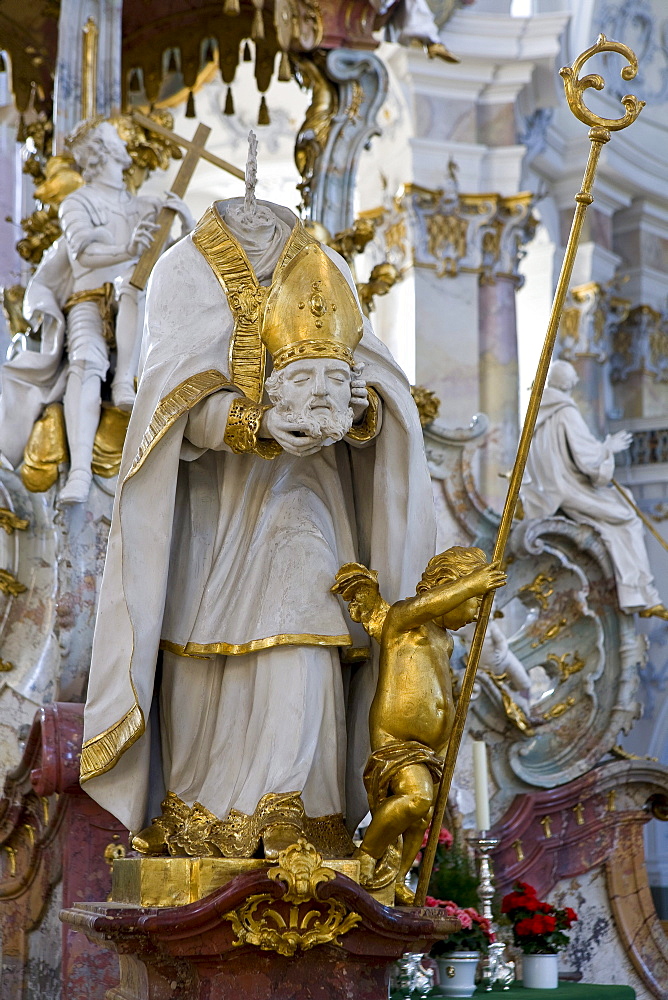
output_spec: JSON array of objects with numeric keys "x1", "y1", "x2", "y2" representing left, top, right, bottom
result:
[{"x1": 260, "y1": 405, "x2": 324, "y2": 457}]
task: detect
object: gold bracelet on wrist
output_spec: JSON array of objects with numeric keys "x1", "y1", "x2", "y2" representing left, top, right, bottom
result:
[
  {"x1": 346, "y1": 387, "x2": 380, "y2": 443},
  {"x1": 223, "y1": 396, "x2": 282, "y2": 459}
]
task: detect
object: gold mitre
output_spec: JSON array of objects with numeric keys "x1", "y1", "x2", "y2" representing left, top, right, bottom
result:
[{"x1": 262, "y1": 243, "x2": 363, "y2": 370}]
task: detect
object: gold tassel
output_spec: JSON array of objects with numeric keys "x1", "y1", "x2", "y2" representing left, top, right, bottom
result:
[
  {"x1": 224, "y1": 0, "x2": 240, "y2": 14},
  {"x1": 251, "y1": 6, "x2": 265, "y2": 40},
  {"x1": 185, "y1": 90, "x2": 196, "y2": 118},
  {"x1": 243, "y1": 41, "x2": 252, "y2": 62},
  {"x1": 129, "y1": 69, "x2": 142, "y2": 93},
  {"x1": 258, "y1": 95, "x2": 270, "y2": 126},
  {"x1": 278, "y1": 50, "x2": 291, "y2": 82},
  {"x1": 167, "y1": 49, "x2": 178, "y2": 74},
  {"x1": 204, "y1": 39, "x2": 216, "y2": 64},
  {"x1": 224, "y1": 86, "x2": 234, "y2": 116}
]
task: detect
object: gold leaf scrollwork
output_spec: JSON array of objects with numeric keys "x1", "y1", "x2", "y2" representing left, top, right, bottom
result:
[
  {"x1": 224, "y1": 839, "x2": 361, "y2": 956},
  {"x1": 545, "y1": 650, "x2": 585, "y2": 682},
  {"x1": 0, "y1": 509, "x2": 29, "y2": 534},
  {"x1": 518, "y1": 572, "x2": 555, "y2": 611},
  {"x1": 559, "y1": 33, "x2": 645, "y2": 132},
  {"x1": 0, "y1": 569, "x2": 27, "y2": 597}
]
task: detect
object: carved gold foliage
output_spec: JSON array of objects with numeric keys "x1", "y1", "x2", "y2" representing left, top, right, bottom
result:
[
  {"x1": 426, "y1": 211, "x2": 468, "y2": 275},
  {"x1": 485, "y1": 670, "x2": 535, "y2": 737},
  {"x1": 0, "y1": 660, "x2": 14, "y2": 672},
  {"x1": 518, "y1": 572, "x2": 555, "y2": 611},
  {"x1": 0, "y1": 569, "x2": 27, "y2": 598},
  {"x1": 530, "y1": 617, "x2": 568, "y2": 648},
  {"x1": 545, "y1": 650, "x2": 585, "y2": 681},
  {"x1": 150, "y1": 790, "x2": 353, "y2": 860},
  {"x1": 411, "y1": 386, "x2": 441, "y2": 427},
  {"x1": 224, "y1": 839, "x2": 361, "y2": 956},
  {"x1": 542, "y1": 696, "x2": 576, "y2": 721},
  {"x1": 0, "y1": 509, "x2": 29, "y2": 534}
]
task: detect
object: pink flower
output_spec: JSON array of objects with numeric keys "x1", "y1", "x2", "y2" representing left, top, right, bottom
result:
[{"x1": 438, "y1": 828, "x2": 454, "y2": 847}]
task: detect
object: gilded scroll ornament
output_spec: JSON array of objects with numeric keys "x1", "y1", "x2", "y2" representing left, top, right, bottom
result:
[
  {"x1": 518, "y1": 572, "x2": 555, "y2": 611},
  {"x1": 224, "y1": 838, "x2": 361, "y2": 956},
  {"x1": 0, "y1": 509, "x2": 29, "y2": 534},
  {"x1": 411, "y1": 386, "x2": 441, "y2": 427},
  {"x1": 132, "y1": 790, "x2": 354, "y2": 861},
  {"x1": 0, "y1": 569, "x2": 27, "y2": 598},
  {"x1": 560, "y1": 34, "x2": 645, "y2": 132},
  {"x1": 545, "y1": 651, "x2": 585, "y2": 682},
  {"x1": 484, "y1": 671, "x2": 535, "y2": 737},
  {"x1": 542, "y1": 696, "x2": 576, "y2": 721}
]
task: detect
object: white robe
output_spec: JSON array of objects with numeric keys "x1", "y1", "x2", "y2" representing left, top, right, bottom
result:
[
  {"x1": 523, "y1": 387, "x2": 660, "y2": 612},
  {"x1": 81, "y1": 201, "x2": 437, "y2": 834}
]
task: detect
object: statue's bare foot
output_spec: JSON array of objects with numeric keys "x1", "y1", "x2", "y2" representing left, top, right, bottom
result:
[
  {"x1": 262, "y1": 822, "x2": 303, "y2": 859},
  {"x1": 394, "y1": 881, "x2": 415, "y2": 906},
  {"x1": 132, "y1": 821, "x2": 169, "y2": 855},
  {"x1": 639, "y1": 604, "x2": 668, "y2": 620},
  {"x1": 112, "y1": 381, "x2": 136, "y2": 412},
  {"x1": 59, "y1": 469, "x2": 92, "y2": 505},
  {"x1": 426, "y1": 42, "x2": 460, "y2": 63}
]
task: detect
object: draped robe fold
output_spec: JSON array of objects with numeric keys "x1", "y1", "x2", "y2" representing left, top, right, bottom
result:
[{"x1": 81, "y1": 201, "x2": 436, "y2": 834}]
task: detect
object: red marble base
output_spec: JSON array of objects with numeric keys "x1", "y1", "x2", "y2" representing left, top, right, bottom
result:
[
  {"x1": 0, "y1": 703, "x2": 129, "y2": 1000},
  {"x1": 61, "y1": 869, "x2": 457, "y2": 1000}
]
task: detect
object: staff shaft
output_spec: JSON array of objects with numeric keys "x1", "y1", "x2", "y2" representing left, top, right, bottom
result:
[{"x1": 414, "y1": 128, "x2": 610, "y2": 906}]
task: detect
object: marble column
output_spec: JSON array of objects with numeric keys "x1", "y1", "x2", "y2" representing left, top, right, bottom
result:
[{"x1": 52, "y1": 0, "x2": 122, "y2": 150}]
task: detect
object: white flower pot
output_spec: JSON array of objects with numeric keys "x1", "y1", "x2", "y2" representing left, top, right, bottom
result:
[
  {"x1": 435, "y1": 951, "x2": 480, "y2": 997},
  {"x1": 522, "y1": 952, "x2": 559, "y2": 989}
]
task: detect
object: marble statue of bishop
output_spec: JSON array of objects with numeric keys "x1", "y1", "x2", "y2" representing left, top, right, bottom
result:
[{"x1": 80, "y1": 149, "x2": 436, "y2": 858}]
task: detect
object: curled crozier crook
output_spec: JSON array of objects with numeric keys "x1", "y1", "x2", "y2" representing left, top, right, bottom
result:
[{"x1": 560, "y1": 33, "x2": 645, "y2": 131}]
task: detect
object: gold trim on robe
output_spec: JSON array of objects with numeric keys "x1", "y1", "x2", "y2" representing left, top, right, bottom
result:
[
  {"x1": 191, "y1": 205, "x2": 317, "y2": 404},
  {"x1": 160, "y1": 634, "x2": 352, "y2": 659}
]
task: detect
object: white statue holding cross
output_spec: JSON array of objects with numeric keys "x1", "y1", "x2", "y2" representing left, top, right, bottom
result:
[{"x1": 0, "y1": 114, "x2": 241, "y2": 504}]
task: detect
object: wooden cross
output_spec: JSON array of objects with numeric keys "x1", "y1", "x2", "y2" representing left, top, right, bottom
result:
[{"x1": 129, "y1": 111, "x2": 245, "y2": 290}]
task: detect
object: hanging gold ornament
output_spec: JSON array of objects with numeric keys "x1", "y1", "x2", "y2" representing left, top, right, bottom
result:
[
  {"x1": 251, "y1": 0, "x2": 265, "y2": 40},
  {"x1": 258, "y1": 95, "x2": 270, "y2": 125},
  {"x1": 224, "y1": 0, "x2": 240, "y2": 14},
  {"x1": 278, "y1": 50, "x2": 291, "y2": 82},
  {"x1": 224, "y1": 86, "x2": 235, "y2": 115},
  {"x1": 185, "y1": 90, "x2": 196, "y2": 118}
]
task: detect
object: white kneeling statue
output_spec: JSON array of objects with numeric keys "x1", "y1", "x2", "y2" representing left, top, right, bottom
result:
[
  {"x1": 523, "y1": 359, "x2": 668, "y2": 618},
  {"x1": 80, "y1": 195, "x2": 436, "y2": 858}
]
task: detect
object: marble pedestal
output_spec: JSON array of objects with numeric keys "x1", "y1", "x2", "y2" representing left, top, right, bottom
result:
[
  {"x1": 61, "y1": 871, "x2": 458, "y2": 1000},
  {"x1": 0, "y1": 702, "x2": 130, "y2": 1000}
]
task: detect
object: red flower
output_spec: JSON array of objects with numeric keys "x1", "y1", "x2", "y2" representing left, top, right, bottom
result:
[
  {"x1": 515, "y1": 881, "x2": 537, "y2": 896},
  {"x1": 564, "y1": 907, "x2": 578, "y2": 925},
  {"x1": 514, "y1": 918, "x2": 536, "y2": 937},
  {"x1": 502, "y1": 892, "x2": 540, "y2": 913}
]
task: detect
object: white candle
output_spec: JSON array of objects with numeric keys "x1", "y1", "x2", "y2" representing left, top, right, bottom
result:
[{"x1": 472, "y1": 739, "x2": 491, "y2": 832}]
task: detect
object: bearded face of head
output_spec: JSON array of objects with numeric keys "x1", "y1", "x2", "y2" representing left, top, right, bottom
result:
[{"x1": 265, "y1": 358, "x2": 355, "y2": 443}]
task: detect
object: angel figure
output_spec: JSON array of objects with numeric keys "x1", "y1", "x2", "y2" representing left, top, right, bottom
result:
[{"x1": 333, "y1": 546, "x2": 506, "y2": 904}]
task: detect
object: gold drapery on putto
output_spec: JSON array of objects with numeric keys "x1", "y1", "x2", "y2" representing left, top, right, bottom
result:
[{"x1": 363, "y1": 740, "x2": 444, "y2": 812}]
